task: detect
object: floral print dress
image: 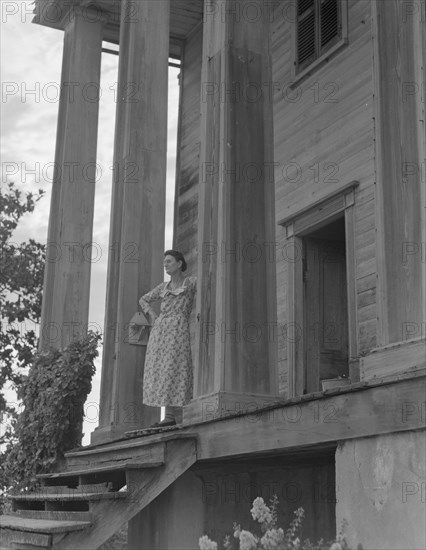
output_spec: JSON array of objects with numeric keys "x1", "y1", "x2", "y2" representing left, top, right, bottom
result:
[{"x1": 139, "y1": 276, "x2": 197, "y2": 407}]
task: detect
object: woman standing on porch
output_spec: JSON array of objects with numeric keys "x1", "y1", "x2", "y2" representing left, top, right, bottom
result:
[{"x1": 139, "y1": 250, "x2": 197, "y2": 426}]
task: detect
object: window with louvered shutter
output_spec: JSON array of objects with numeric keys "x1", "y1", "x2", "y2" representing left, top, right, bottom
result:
[{"x1": 295, "y1": 0, "x2": 344, "y2": 74}]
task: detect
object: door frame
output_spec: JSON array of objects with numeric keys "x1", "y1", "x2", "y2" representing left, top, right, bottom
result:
[{"x1": 278, "y1": 181, "x2": 359, "y2": 397}]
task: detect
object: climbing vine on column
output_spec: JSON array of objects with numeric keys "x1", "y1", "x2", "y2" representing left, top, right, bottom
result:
[{"x1": 2, "y1": 331, "x2": 101, "y2": 492}]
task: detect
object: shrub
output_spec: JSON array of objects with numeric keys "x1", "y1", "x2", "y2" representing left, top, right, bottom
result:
[{"x1": 199, "y1": 496, "x2": 349, "y2": 550}]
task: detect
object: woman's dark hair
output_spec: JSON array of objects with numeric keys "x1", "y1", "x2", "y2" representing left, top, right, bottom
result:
[{"x1": 164, "y1": 250, "x2": 187, "y2": 272}]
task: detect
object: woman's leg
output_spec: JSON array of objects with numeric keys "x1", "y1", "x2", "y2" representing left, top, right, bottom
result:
[{"x1": 164, "y1": 405, "x2": 182, "y2": 424}]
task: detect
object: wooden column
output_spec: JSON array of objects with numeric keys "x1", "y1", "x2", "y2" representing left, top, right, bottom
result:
[
  {"x1": 184, "y1": 0, "x2": 278, "y2": 424},
  {"x1": 372, "y1": 0, "x2": 425, "y2": 348},
  {"x1": 39, "y1": 7, "x2": 104, "y2": 351},
  {"x1": 92, "y1": 0, "x2": 169, "y2": 443}
]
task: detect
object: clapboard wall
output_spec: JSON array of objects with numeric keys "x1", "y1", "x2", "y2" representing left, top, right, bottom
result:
[
  {"x1": 173, "y1": 22, "x2": 203, "y2": 361},
  {"x1": 272, "y1": 0, "x2": 377, "y2": 394},
  {"x1": 173, "y1": 22, "x2": 202, "y2": 268},
  {"x1": 172, "y1": 0, "x2": 423, "y2": 397}
]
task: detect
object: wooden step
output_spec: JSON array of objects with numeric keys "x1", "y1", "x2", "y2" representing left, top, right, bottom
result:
[
  {"x1": 31, "y1": 483, "x2": 111, "y2": 494},
  {"x1": 9, "y1": 491, "x2": 128, "y2": 502},
  {"x1": 1, "y1": 513, "x2": 92, "y2": 549},
  {"x1": 37, "y1": 459, "x2": 162, "y2": 486},
  {"x1": 64, "y1": 440, "x2": 166, "y2": 470},
  {"x1": 12, "y1": 511, "x2": 93, "y2": 522},
  {"x1": 1, "y1": 529, "x2": 51, "y2": 548},
  {"x1": 0, "y1": 515, "x2": 91, "y2": 535}
]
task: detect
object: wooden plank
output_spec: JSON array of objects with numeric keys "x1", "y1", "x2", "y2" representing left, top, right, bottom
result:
[
  {"x1": 194, "y1": 375, "x2": 426, "y2": 460},
  {"x1": 10, "y1": 492, "x2": 128, "y2": 502},
  {"x1": 356, "y1": 273, "x2": 376, "y2": 294},
  {"x1": 183, "y1": 391, "x2": 281, "y2": 425},
  {"x1": 357, "y1": 288, "x2": 376, "y2": 308},
  {"x1": 287, "y1": 234, "x2": 304, "y2": 397},
  {"x1": 354, "y1": 185, "x2": 375, "y2": 208},
  {"x1": 173, "y1": 21, "x2": 202, "y2": 267},
  {"x1": 19, "y1": 380, "x2": 423, "y2": 493},
  {"x1": 37, "y1": 460, "x2": 162, "y2": 481},
  {"x1": 358, "y1": 319, "x2": 377, "y2": 353},
  {"x1": 65, "y1": 434, "x2": 198, "y2": 458},
  {"x1": 354, "y1": 198, "x2": 375, "y2": 223},
  {"x1": 33, "y1": 485, "x2": 100, "y2": 494},
  {"x1": 361, "y1": 339, "x2": 426, "y2": 380},
  {"x1": 173, "y1": 22, "x2": 202, "y2": 365},
  {"x1": 357, "y1": 303, "x2": 376, "y2": 325},
  {"x1": 13, "y1": 511, "x2": 92, "y2": 523},
  {"x1": 278, "y1": 181, "x2": 359, "y2": 227},
  {"x1": 354, "y1": 226, "x2": 375, "y2": 248},
  {"x1": 356, "y1": 257, "x2": 376, "y2": 280},
  {"x1": 1, "y1": 529, "x2": 51, "y2": 547},
  {"x1": 32, "y1": 484, "x2": 116, "y2": 495},
  {"x1": 0, "y1": 516, "x2": 90, "y2": 534},
  {"x1": 65, "y1": 441, "x2": 165, "y2": 470},
  {"x1": 193, "y1": 46, "x2": 221, "y2": 397},
  {"x1": 356, "y1": 243, "x2": 376, "y2": 272},
  {"x1": 345, "y1": 205, "x2": 359, "y2": 365}
]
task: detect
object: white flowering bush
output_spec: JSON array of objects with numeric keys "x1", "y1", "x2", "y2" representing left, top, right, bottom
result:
[
  {"x1": 199, "y1": 496, "x2": 348, "y2": 550},
  {"x1": 199, "y1": 535, "x2": 218, "y2": 550}
]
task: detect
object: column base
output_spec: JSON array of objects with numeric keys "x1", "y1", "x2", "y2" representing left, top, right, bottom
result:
[
  {"x1": 90, "y1": 417, "x2": 160, "y2": 445},
  {"x1": 89, "y1": 424, "x2": 133, "y2": 445},
  {"x1": 183, "y1": 391, "x2": 281, "y2": 426}
]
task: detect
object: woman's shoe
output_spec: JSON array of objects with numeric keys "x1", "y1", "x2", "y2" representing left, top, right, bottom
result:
[
  {"x1": 150, "y1": 418, "x2": 176, "y2": 428},
  {"x1": 158, "y1": 418, "x2": 176, "y2": 427}
]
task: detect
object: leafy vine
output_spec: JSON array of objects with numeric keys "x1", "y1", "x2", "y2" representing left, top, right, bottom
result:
[{"x1": 2, "y1": 331, "x2": 101, "y2": 493}]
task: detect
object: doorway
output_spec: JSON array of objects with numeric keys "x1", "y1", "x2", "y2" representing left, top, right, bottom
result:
[{"x1": 302, "y1": 216, "x2": 349, "y2": 393}]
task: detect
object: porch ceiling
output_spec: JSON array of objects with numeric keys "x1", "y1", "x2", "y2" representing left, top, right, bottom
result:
[{"x1": 33, "y1": 0, "x2": 204, "y2": 59}]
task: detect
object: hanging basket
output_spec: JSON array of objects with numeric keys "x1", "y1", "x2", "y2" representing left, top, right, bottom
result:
[{"x1": 128, "y1": 312, "x2": 151, "y2": 346}]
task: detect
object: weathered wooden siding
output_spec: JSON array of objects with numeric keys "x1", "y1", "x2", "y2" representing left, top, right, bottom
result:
[
  {"x1": 272, "y1": 0, "x2": 377, "y2": 394},
  {"x1": 173, "y1": 22, "x2": 203, "y2": 363},
  {"x1": 173, "y1": 22, "x2": 202, "y2": 269}
]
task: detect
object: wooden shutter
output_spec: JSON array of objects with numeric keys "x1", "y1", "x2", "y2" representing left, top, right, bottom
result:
[
  {"x1": 296, "y1": 0, "x2": 342, "y2": 73},
  {"x1": 297, "y1": 0, "x2": 316, "y2": 69},
  {"x1": 320, "y1": 0, "x2": 341, "y2": 51}
]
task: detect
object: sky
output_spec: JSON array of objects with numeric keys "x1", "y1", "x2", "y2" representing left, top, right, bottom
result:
[{"x1": 1, "y1": 0, "x2": 180, "y2": 443}]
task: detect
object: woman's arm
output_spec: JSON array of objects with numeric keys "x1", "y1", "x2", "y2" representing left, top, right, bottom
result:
[{"x1": 138, "y1": 282, "x2": 164, "y2": 323}]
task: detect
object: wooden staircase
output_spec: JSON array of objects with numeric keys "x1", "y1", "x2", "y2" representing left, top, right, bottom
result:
[{"x1": 1, "y1": 435, "x2": 197, "y2": 549}]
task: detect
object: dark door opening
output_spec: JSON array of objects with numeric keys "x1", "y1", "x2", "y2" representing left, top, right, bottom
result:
[{"x1": 303, "y1": 216, "x2": 349, "y2": 393}]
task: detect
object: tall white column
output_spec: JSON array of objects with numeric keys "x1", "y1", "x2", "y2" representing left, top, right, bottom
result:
[
  {"x1": 373, "y1": 0, "x2": 425, "y2": 346},
  {"x1": 93, "y1": 0, "x2": 170, "y2": 443},
  {"x1": 185, "y1": 0, "x2": 279, "y2": 424},
  {"x1": 39, "y1": 7, "x2": 104, "y2": 351}
]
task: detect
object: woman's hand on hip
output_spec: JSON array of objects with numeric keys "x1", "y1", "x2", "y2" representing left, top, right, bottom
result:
[{"x1": 149, "y1": 312, "x2": 158, "y2": 325}]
